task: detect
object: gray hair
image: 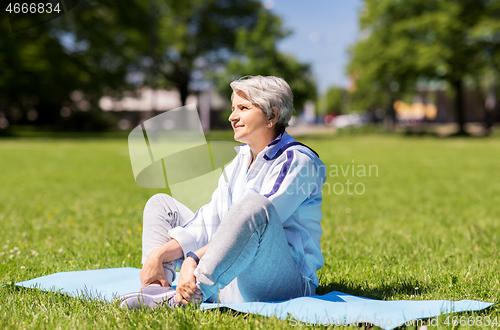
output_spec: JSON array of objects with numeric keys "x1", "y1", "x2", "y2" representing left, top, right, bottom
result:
[{"x1": 230, "y1": 75, "x2": 294, "y2": 127}]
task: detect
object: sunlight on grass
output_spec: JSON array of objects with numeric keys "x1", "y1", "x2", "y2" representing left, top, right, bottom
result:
[{"x1": 0, "y1": 132, "x2": 498, "y2": 329}]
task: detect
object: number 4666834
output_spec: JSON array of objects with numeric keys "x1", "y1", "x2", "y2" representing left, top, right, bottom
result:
[
  {"x1": 6, "y1": 3, "x2": 61, "y2": 14},
  {"x1": 444, "y1": 315, "x2": 498, "y2": 326}
]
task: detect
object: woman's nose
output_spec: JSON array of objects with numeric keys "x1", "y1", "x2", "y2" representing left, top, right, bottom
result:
[{"x1": 228, "y1": 109, "x2": 238, "y2": 122}]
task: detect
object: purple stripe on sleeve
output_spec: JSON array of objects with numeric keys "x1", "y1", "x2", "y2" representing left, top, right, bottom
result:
[{"x1": 264, "y1": 150, "x2": 294, "y2": 198}]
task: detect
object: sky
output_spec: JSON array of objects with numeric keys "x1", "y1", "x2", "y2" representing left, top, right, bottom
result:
[{"x1": 263, "y1": 0, "x2": 363, "y2": 94}]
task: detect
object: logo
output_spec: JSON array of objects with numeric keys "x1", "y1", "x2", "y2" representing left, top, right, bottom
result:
[{"x1": 128, "y1": 104, "x2": 238, "y2": 211}]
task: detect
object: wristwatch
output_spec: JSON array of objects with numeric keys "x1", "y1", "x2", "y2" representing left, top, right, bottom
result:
[{"x1": 186, "y1": 251, "x2": 200, "y2": 265}]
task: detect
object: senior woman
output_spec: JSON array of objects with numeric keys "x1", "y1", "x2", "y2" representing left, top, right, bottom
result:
[{"x1": 120, "y1": 75, "x2": 326, "y2": 308}]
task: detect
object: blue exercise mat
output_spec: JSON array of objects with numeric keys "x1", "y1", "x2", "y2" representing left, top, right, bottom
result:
[{"x1": 15, "y1": 267, "x2": 493, "y2": 329}]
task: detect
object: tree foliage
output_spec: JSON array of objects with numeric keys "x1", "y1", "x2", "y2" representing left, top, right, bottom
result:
[
  {"x1": 348, "y1": 0, "x2": 500, "y2": 133},
  {"x1": 0, "y1": 0, "x2": 150, "y2": 130},
  {"x1": 0, "y1": 0, "x2": 314, "y2": 131},
  {"x1": 317, "y1": 87, "x2": 347, "y2": 115},
  {"x1": 211, "y1": 9, "x2": 317, "y2": 114}
]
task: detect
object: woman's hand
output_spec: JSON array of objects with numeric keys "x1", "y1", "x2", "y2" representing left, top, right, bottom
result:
[
  {"x1": 140, "y1": 249, "x2": 168, "y2": 289},
  {"x1": 175, "y1": 257, "x2": 203, "y2": 305}
]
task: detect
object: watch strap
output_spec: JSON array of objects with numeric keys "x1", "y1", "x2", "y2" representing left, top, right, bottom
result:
[{"x1": 186, "y1": 251, "x2": 200, "y2": 265}]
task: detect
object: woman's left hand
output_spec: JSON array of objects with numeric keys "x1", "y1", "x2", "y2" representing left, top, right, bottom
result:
[{"x1": 175, "y1": 257, "x2": 203, "y2": 305}]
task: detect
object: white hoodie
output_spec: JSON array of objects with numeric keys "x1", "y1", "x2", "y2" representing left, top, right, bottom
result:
[{"x1": 169, "y1": 129, "x2": 326, "y2": 288}]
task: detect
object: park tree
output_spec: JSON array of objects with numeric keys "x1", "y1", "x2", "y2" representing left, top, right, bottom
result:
[
  {"x1": 1, "y1": 0, "x2": 312, "y2": 131},
  {"x1": 146, "y1": 0, "x2": 265, "y2": 105},
  {"x1": 0, "y1": 0, "x2": 150, "y2": 131},
  {"x1": 212, "y1": 9, "x2": 317, "y2": 114},
  {"x1": 349, "y1": 0, "x2": 497, "y2": 135},
  {"x1": 50, "y1": 0, "x2": 265, "y2": 106},
  {"x1": 469, "y1": 0, "x2": 500, "y2": 134},
  {"x1": 317, "y1": 87, "x2": 347, "y2": 115}
]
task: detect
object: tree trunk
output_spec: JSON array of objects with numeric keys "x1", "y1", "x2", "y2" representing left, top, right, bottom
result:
[
  {"x1": 174, "y1": 69, "x2": 190, "y2": 106},
  {"x1": 146, "y1": 0, "x2": 158, "y2": 121},
  {"x1": 484, "y1": 62, "x2": 497, "y2": 136},
  {"x1": 453, "y1": 79, "x2": 468, "y2": 136},
  {"x1": 484, "y1": 86, "x2": 496, "y2": 136},
  {"x1": 385, "y1": 90, "x2": 395, "y2": 131},
  {"x1": 484, "y1": 47, "x2": 498, "y2": 136}
]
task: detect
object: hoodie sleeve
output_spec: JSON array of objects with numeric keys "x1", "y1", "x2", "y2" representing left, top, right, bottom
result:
[
  {"x1": 168, "y1": 169, "x2": 229, "y2": 259},
  {"x1": 261, "y1": 149, "x2": 325, "y2": 223}
]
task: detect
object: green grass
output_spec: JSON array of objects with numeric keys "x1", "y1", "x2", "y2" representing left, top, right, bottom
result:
[{"x1": 0, "y1": 131, "x2": 499, "y2": 329}]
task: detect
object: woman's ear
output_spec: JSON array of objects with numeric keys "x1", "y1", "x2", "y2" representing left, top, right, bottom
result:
[{"x1": 270, "y1": 106, "x2": 280, "y2": 125}]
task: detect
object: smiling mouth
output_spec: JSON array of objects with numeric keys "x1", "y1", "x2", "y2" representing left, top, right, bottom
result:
[{"x1": 234, "y1": 125, "x2": 244, "y2": 129}]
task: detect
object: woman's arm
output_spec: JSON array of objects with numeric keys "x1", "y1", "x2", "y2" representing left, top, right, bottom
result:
[
  {"x1": 261, "y1": 150, "x2": 325, "y2": 222},
  {"x1": 140, "y1": 167, "x2": 225, "y2": 290},
  {"x1": 139, "y1": 239, "x2": 183, "y2": 289},
  {"x1": 175, "y1": 242, "x2": 210, "y2": 304},
  {"x1": 168, "y1": 167, "x2": 231, "y2": 260},
  {"x1": 193, "y1": 242, "x2": 210, "y2": 259},
  {"x1": 140, "y1": 236, "x2": 212, "y2": 304}
]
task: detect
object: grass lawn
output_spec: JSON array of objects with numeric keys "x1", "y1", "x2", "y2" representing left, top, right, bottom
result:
[{"x1": 0, "y1": 130, "x2": 498, "y2": 329}]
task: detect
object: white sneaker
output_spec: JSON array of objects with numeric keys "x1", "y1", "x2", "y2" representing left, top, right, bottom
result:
[{"x1": 118, "y1": 285, "x2": 179, "y2": 309}]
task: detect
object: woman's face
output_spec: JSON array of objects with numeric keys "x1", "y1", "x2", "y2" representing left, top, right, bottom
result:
[{"x1": 229, "y1": 91, "x2": 269, "y2": 146}]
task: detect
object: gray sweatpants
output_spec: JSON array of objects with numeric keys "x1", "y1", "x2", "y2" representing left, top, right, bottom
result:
[{"x1": 142, "y1": 192, "x2": 315, "y2": 303}]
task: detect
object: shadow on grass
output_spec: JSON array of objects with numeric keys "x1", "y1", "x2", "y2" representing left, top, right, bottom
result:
[
  {"x1": 0, "y1": 127, "x2": 131, "y2": 140},
  {"x1": 2, "y1": 127, "x2": 239, "y2": 142},
  {"x1": 296, "y1": 125, "x2": 500, "y2": 141},
  {"x1": 316, "y1": 278, "x2": 430, "y2": 300},
  {"x1": 401, "y1": 130, "x2": 494, "y2": 139}
]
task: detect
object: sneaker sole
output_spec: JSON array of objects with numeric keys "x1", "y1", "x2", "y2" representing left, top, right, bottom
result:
[{"x1": 118, "y1": 289, "x2": 176, "y2": 309}]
